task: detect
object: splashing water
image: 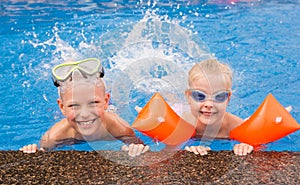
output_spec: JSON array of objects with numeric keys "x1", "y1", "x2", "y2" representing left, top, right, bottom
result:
[
  {"x1": 26, "y1": 10, "x2": 213, "y2": 123},
  {"x1": 99, "y1": 11, "x2": 213, "y2": 121}
]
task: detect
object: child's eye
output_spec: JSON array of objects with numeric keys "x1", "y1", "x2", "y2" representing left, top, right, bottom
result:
[
  {"x1": 68, "y1": 104, "x2": 79, "y2": 108},
  {"x1": 89, "y1": 101, "x2": 100, "y2": 105}
]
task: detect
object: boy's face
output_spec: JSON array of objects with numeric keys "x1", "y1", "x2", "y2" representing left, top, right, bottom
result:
[
  {"x1": 187, "y1": 74, "x2": 230, "y2": 126},
  {"x1": 58, "y1": 82, "x2": 109, "y2": 136}
]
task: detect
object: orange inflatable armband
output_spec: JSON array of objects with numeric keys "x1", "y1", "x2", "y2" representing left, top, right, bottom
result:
[
  {"x1": 132, "y1": 93, "x2": 196, "y2": 146},
  {"x1": 230, "y1": 94, "x2": 300, "y2": 146}
]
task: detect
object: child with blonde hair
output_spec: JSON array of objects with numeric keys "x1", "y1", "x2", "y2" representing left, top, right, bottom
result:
[
  {"x1": 20, "y1": 58, "x2": 149, "y2": 157},
  {"x1": 183, "y1": 59, "x2": 253, "y2": 156}
]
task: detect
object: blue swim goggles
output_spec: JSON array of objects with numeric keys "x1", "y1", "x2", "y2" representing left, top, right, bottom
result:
[
  {"x1": 188, "y1": 89, "x2": 230, "y2": 103},
  {"x1": 52, "y1": 58, "x2": 104, "y2": 87}
]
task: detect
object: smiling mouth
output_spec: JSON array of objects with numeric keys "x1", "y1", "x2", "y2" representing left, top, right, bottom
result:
[
  {"x1": 76, "y1": 119, "x2": 96, "y2": 126},
  {"x1": 200, "y1": 111, "x2": 216, "y2": 117}
]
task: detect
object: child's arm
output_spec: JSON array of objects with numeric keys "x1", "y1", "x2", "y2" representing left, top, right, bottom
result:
[
  {"x1": 184, "y1": 113, "x2": 253, "y2": 156},
  {"x1": 230, "y1": 106, "x2": 292, "y2": 156},
  {"x1": 20, "y1": 119, "x2": 72, "y2": 153},
  {"x1": 105, "y1": 112, "x2": 150, "y2": 157},
  {"x1": 226, "y1": 113, "x2": 254, "y2": 155},
  {"x1": 19, "y1": 130, "x2": 56, "y2": 153}
]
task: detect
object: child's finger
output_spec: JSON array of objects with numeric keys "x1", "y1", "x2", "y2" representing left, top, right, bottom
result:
[
  {"x1": 124, "y1": 144, "x2": 149, "y2": 157},
  {"x1": 237, "y1": 148, "x2": 244, "y2": 156},
  {"x1": 21, "y1": 146, "x2": 28, "y2": 153},
  {"x1": 135, "y1": 144, "x2": 145, "y2": 156},
  {"x1": 234, "y1": 143, "x2": 252, "y2": 156},
  {"x1": 128, "y1": 144, "x2": 134, "y2": 156},
  {"x1": 247, "y1": 145, "x2": 254, "y2": 154},
  {"x1": 121, "y1": 145, "x2": 129, "y2": 151},
  {"x1": 184, "y1": 146, "x2": 192, "y2": 152},
  {"x1": 131, "y1": 144, "x2": 142, "y2": 157},
  {"x1": 239, "y1": 144, "x2": 253, "y2": 155},
  {"x1": 128, "y1": 144, "x2": 138, "y2": 157},
  {"x1": 21, "y1": 144, "x2": 38, "y2": 154},
  {"x1": 29, "y1": 144, "x2": 38, "y2": 153},
  {"x1": 242, "y1": 147, "x2": 248, "y2": 156},
  {"x1": 141, "y1": 145, "x2": 150, "y2": 154},
  {"x1": 233, "y1": 144, "x2": 240, "y2": 155},
  {"x1": 242, "y1": 145, "x2": 252, "y2": 155},
  {"x1": 197, "y1": 146, "x2": 209, "y2": 156},
  {"x1": 205, "y1": 146, "x2": 211, "y2": 151},
  {"x1": 40, "y1": 147, "x2": 46, "y2": 152},
  {"x1": 189, "y1": 146, "x2": 199, "y2": 155}
]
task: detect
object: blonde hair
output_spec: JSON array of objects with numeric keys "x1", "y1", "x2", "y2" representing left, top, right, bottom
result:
[{"x1": 188, "y1": 59, "x2": 233, "y2": 89}]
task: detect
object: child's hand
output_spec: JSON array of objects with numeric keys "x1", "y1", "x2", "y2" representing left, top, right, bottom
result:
[
  {"x1": 184, "y1": 145, "x2": 211, "y2": 155},
  {"x1": 233, "y1": 143, "x2": 253, "y2": 156},
  {"x1": 19, "y1": 144, "x2": 45, "y2": 153},
  {"x1": 121, "y1": 143, "x2": 150, "y2": 157}
]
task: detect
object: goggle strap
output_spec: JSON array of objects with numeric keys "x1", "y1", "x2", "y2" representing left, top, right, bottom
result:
[{"x1": 99, "y1": 67, "x2": 104, "y2": 78}]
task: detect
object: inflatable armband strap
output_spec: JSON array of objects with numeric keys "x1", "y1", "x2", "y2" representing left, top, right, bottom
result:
[
  {"x1": 132, "y1": 93, "x2": 196, "y2": 146},
  {"x1": 230, "y1": 94, "x2": 300, "y2": 146}
]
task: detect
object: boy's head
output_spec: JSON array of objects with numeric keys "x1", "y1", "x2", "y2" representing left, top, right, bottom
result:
[
  {"x1": 186, "y1": 59, "x2": 233, "y2": 126},
  {"x1": 52, "y1": 58, "x2": 110, "y2": 136}
]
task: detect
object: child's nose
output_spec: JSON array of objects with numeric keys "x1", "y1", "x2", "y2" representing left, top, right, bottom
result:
[
  {"x1": 203, "y1": 100, "x2": 214, "y2": 108},
  {"x1": 79, "y1": 107, "x2": 92, "y2": 118}
]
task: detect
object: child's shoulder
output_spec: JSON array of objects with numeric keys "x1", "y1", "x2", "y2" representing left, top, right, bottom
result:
[
  {"x1": 48, "y1": 118, "x2": 74, "y2": 140},
  {"x1": 224, "y1": 112, "x2": 244, "y2": 130},
  {"x1": 103, "y1": 112, "x2": 129, "y2": 127},
  {"x1": 103, "y1": 112, "x2": 134, "y2": 136}
]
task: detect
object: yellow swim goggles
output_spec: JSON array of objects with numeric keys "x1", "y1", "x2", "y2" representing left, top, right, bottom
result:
[{"x1": 52, "y1": 58, "x2": 104, "y2": 87}]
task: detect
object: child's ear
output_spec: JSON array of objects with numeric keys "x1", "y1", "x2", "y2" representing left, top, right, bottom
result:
[
  {"x1": 185, "y1": 90, "x2": 192, "y2": 104},
  {"x1": 104, "y1": 93, "x2": 110, "y2": 109},
  {"x1": 227, "y1": 91, "x2": 232, "y2": 103},
  {"x1": 57, "y1": 99, "x2": 67, "y2": 116}
]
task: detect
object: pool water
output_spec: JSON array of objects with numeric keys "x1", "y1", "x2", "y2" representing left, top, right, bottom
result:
[{"x1": 0, "y1": 0, "x2": 299, "y2": 151}]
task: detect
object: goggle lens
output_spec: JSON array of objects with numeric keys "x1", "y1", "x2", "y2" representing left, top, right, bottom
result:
[
  {"x1": 215, "y1": 92, "x2": 229, "y2": 102},
  {"x1": 54, "y1": 65, "x2": 74, "y2": 80},
  {"x1": 190, "y1": 90, "x2": 229, "y2": 103},
  {"x1": 77, "y1": 59, "x2": 101, "y2": 75},
  {"x1": 191, "y1": 91, "x2": 206, "y2": 101}
]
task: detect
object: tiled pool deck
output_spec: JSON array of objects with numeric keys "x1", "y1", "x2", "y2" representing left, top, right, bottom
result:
[{"x1": 0, "y1": 150, "x2": 299, "y2": 184}]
